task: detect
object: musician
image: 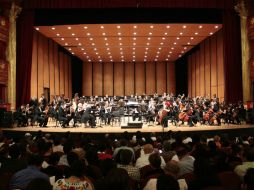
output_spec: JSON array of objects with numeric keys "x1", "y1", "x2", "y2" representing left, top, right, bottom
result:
[
  {"x1": 81, "y1": 107, "x2": 96, "y2": 128},
  {"x1": 132, "y1": 106, "x2": 142, "y2": 121},
  {"x1": 39, "y1": 93, "x2": 47, "y2": 109},
  {"x1": 34, "y1": 103, "x2": 48, "y2": 127},
  {"x1": 16, "y1": 105, "x2": 28, "y2": 127},
  {"x1": 98, "y1": 103, "x2": 111, "y2": 125},
  {"x1": 58, "y1": 103, "x2": 69, "y2": 128}
]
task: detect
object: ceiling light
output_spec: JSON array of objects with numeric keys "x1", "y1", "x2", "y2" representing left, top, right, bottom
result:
[
  {"x1": 162, "y1": 37, "x2": 165, "y2": 40},
  {"x1": 78, "y1": 43, "x2": 82, "y2": 46},
  {"x1": 148, "y1": 37, "x2": 151, "y2": 40},
  {"x1": 195, "y1": 32, "x2": 198, "y2": 35},
  {"x1": 179, "y1": 55, "x2": 182, "y2": 57},
  {"x1": 133, "y1": 25, "x2": 137, "y2": 28},
  {"x1": 121, "y1": 55, "x2": 124, "y2": 58},
  {"x1": 109, "y1": 56, "x2": 112, "y2": 58},
  {"x1": 180, "y1": 32, "x2": 183, "y2": 35},
  {"x1": 176, "y1": 37, "x2": 180, "y2": 40},
  {"x1": 199, "y1": 25, "x2": 203, "y2": 28},
  {"x1": 190, "y1": 37, "x2": 194, "y2": 40},
  {"x1": 88, "y1": 59, "x2": 91, "y2": 62},
  {"x1": 121, "y1": 59, "x2": 124, "y2": 62},
  {"x1": 118, "y1": 32, "x2": 121, "y2": 35},
  {"x1": 133, "y1": 52, "x2": 135, "y2": 54},
  {"x1": 83, "y1": 52, "x2": 86, "y2": 54},
  {"x1": 98, "y1": 56, "x2": 101, "y2": 58},
  {"x1": 99, "y1": 59, "x2": 102, "y2": 62},
  {"x1": 100, "y1": 26, "x2": 104, "y2": 29},
  {"x1": 210, "y1": 32, "x2": 213, "y2": 35},
  {"x1": 120, "y1": 47, "x2": 123, "y2": 50},
  {"x1": 81, "y1": 48, "x2": 84, "y2": 50},
  {"x1": 120, "y1": 52, "x2": 123, "y2": 54},
  {"x1": 164, "y1": 32, "x2": 168, "y2": 35},
  {"x1": 92, "y1": 43, "x2": 95, "y2": 46},
  {"x1": 155, "y1": 59, "x2": 158, "y2": 61},
  {"x1": 35, "y1": 27, "x2": 39, "y2": 30},
  {"x1": 108, "y1": 52, "x2": 111, "y2": 55},
  {"x1": 61, "y1": 38, "x2": 64, "y2": 40},
  {"x1": 133, "y1": 60, "x2": 135, "y2": 62},
  {"x1": 56, "y1": 33, "x2": 60, "y2": 36},
  {"x1": 94, "y1": 48, "x2": 97, "y2": 50},
  {"x1": 117, "y1": 25, "x2": 121, "y2": 29},
  {"x1": 119, "y1": 37, "x2": 122, "y2": 40},
  {"x1": 133, "y1": 55, "x2": 136, "y2": 58},
  {"x1": 84, "y1": 26, "x2": 88, "y2": 29},
  {"x1": 149, "y1": 32, "x2": 152, "y2": 35},
  {"x1": 174, "y1": 42, "x2": 177, "y2": 45},
  {"x1": 157, "y1": 51, "x2": 160, "y2": 54},
  {"x1": 86, "y1": 56, "x2": 89, "y2": 58},
  {"x1": 145, "y1": 52, "x2": 148, "y2": 54},
  {"x1": 119, "y1": 43, "x2": 122, "y2": 45},
  {"x1": 64, "y1": 43, "x2": 68, "y2": 45},
  {"x1": 133, "y1": 43, "x2": 136, "y2": 46},
  {"x1": 183, "y1": 25, "x2": 187, "y2": 28},
  {"x1": 184, "y1": 47, "x2": 187, "y2": 50},
  {"x1": 166, "y1": 25, "x2": 170, "y2": 28},
  {"x1": 169, "y1": 51, "x2": 172, "y2": 54},
  {"x1": 68, "y1": 26, "x2": 71, "y2": 29},
  {"x1": 215, "y1": 25, "x2": 219, "y2": 28},
  {"x1": 75, "y1": 38, "x2": 79, "y2": 40},
  {"x1": 95, "y1": 52, "x2": 98, "y2": 55},
  {"x1": 111, "y1": 59, "x2": 113, "y2": 62},
  {"x1": 106, "y1": 43, "x2": 109, "y2": 46},
  {"x1": 171, "y1": 47, "x2": 174, "y2": 50},
  {"x1": 90, "y1": 38, "x2": 93, "y2": 41},
  {"x1": 147, "y1": 43, "x2": 150, "y2": 45},
  {"x1": 133, "y1": 32, "x2": 137, "y2": 35},
  {"x1": 181, "y1": 51, "x2": 184, "y2": 53},
  {"x1": 102, "y1": 33, "x2": 106, "y2": 36},
  {"x1": 160, "y1": 42, "x2": 164, "y2": 45},
  {"x1": 133, "y1": 48, "x2": 135, "y2": 50},
  {"x1": 87, "y1": 33, "x2": 90, "y2": 36},
  {"x1": 156, "y1": 55, "x2": 159, "y2": 58},
  {"x1": 166, "y1": 58, "x2": 168, "y2": 61},
  {"x1": 167, "y1": 55, "x2": 171, "y2": 57},
  {"x1": 104, "y1": 38, "x2": 107, "y2": 41},
  {"x1": 107, "y1": 48, "x2": 110, "y2": 50},
  {"x1": 145, "y1": 47, "x2": 149, "y2": 50},
  {"x1": 144, "y1": 55, "x2": 147, "y2": 58},
  {"x1": 150, "y1": 25, "x2": 154, "y2": 28},
  {"x1": 144, "y1": 59, "x2": 147, "y2": 62},
  {"x1": 187, "y1": 42, "x2": 190, "y2": 45},
  {"x1": 71, "y1": 33, "x2": 75, "y2": 36},
  {"x1": 68, "y1": 48, "x2": 71, "y2": 50},
  {"x1": 158, "y1": 47, "x2": 161, "y2": 50},
  {"x1": 51, "y1": 27, "x2": 55, "y2": 30},
  {"x1": 133, "y1": 37, "x2": 136, "y2": 40}
]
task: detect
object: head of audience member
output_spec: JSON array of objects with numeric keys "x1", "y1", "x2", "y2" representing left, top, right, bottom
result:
[
  {"x1": 143, "y1": 144, "x2": 154, "y2": 154},
  {"x1": 148, "y1": 153, "x2": 161, "y2": 169},
  {"x1": 48, "y1": 152, "x2": 60, "y2": 166},
  {"x1": 27, "y1": 153, "x2": 44, "y2": 168},
  {"x1": 26, "y1": 178, "x2": 52, "y2": 190},
  {"x1": 162, "y1": 141, "x2": 172, "y2": 152},
  {"x1": 104, "y1": 168, "x2": 131, "y2": 190},
  {"x1": 119, "y1": 139, "x2": 128, "y2": 147},
  {"x1": 156, "y1": 174, "x2": 180, "y2": 190},
  {"x1": 175, "y1": 144, "x2": 189, "y2": 160},
  {"x1": 244, "y1": 168, "x2": 254, "y2": 190},
  {"x1": 9, "y1": 144, "x2": 21, "y2": 159},
  {"x1": 86, "y1": 147, "x2": 99, "y2": 165},
  {"x1": 119, "y1": 149, "x2": 133, "y2": 165},
  {"x1": 243, "y1": 147, "x2": 254, "y2": 162},
  {"x1": 100, "y1": 158, "x2": 117, "y2": 177},
  {"x1": 63, "y1": 142, "x2": 73, "y2": 155},
  {"x1": 69, "y1": 159, "x2": 86, "y2": 178},
  {"x1": 164, "y1": 160, "x2": 180, "y2": 178},
  {"x1": 67, "y1": 151, "x2": 79, "y2": 166}
]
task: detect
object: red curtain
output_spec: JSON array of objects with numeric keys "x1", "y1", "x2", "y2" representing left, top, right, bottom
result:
[
  {"x1": 23, "y1": 0, "x2": 234, "y2": 9},
  {"x1": 223, "y1": 10, "x2": 243, "y2": 103},
  {"x1": 16, "y1": 10, "x2": 34, "y2": 107}
]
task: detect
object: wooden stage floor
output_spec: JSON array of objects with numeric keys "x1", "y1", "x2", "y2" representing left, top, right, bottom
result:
[{"x1": 1, "y1": 120, "x2": 254, "y2": 134}]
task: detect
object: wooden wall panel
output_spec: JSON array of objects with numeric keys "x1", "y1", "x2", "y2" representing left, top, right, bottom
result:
[
  {"x1": 211, "y1": 34, "x2": 217, "y2": 97},
  {"x1": 82, "y1": 62, "x2": 92, "y2": 96},
  {"x1": 54, "y1": 43, "x2": 59, "y2": 95},
  {"x1": 114, "y1": 62, "x2": 124, "y2": 96},
  {"x1": 188, "y1": 57, "x2": 192, "y2": 96},
  {"x1": 205, "y1": 39, "x2": 211, "y2": 98},
  {"x1": 167, "y1": 62, "x2": 175, "y2": 94},
  {"x1": 156, "y1": 62, "x2": 166, "y2": 94},
  {"x1": 68, "y1": 61, "x2": 72, "y2": 98},
  {"x1": 125, "y1": 62, "x2": 134, "y2": 95},
  {"x1": 146, "y1": 62, "x2": 156, "y2": 95},
  {"x1": 93, "y1": 62, "x2": 103, "y2": 96},
  {"x1": 49, "y1": 40, "x2": 55, "y2": 97},
  {"x1": 199, "y1": 43, "x2": 205, "y2": 97},
  {"x1": 195, "y1": 52, "x2": 200, "y2": 96},
  {"x1": 31, "y1": 31, "x2": 38, "y2": 98},
  {"x1": 191, "y1": 55, "x2": 196, "y2": 97},
  {"x1": 59, "y1": 52, "x2": 65, "y2": 95},
  {"x1": 64, "y1": 55, "x2": 69, "y2": 98},
  {"x1": 135, "y1": 62, "x2": 145, "y2": 95},
  {"x1": 43, "y1": 37, "x2": 49, "y2": 88},
  {"x1": 217, "y1": 30, "x2": 224, "y2": 101},
  {"x1": 103, "y1": 62, "x2": 113, "y2": 96},
  {"x1": 37, "y1": 33, "x2": 44, "y2": 97}
]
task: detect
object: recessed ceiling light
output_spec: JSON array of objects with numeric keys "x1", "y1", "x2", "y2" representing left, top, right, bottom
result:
[
  {"x1": 148, "y1": 37, "x2": 151, "y2": 40},
  {"x1": 75, "y1": 38, "x2": 79, "y2": 40},
  {"x1": 168, "y1": 55, "x2": 171, "y2": 57},
  {"x1": 121, "y1": 55, "x2": 124, "y2": 58},
  {"x1": 190, "y1": 37, "x2": 194, "y2": 40},
  {"x1": 35, "y1": 27, "x2": 39, "y2": 30},
  {"x1": 199, "y1": 25, "x2": 203, "y2": 28},
  {"x1": 158, "y1": 47, "x2": 161, "y2": 50},
  {"x1": 133, "y1": 55, "x2": 136, "y2": 58},
  {"x1": 195, "y1": 32, "x2": 198, "y2": 35},
  {"x1": 133, "y1": 60, "x2": 135, "y2": 62},
  {"x1": 107, "y1": 48, "x2": 110, "y2": 50},
  {"x1": 133, "y1": 52, "x2": 135, "y2": 54},
  {"x1": 102, "y1": 32, "x2": 106, "y2": 36},
  {"x1": 104, "y1": 38, "x2": 107, "y2": 40},
  {"x1": 117, "y1": 25, "x2": 121, "y2": 29},
  {"x1": 164, "y1": 32, "x2": 168, "y2": 35},
  {"x1": 184, "y1": 47, "x2": 187, "y2": 50},
  {"x1": 94, "y1": 48, "x2": 97, "y2": 51},
  {"x1": 120, "y1": 47, "x2": 123, "y2": 50},
  {"x1": 88, "y1": 59, "x2": 91, "y2": 62},
  {"x1": 68, "y1": 26, "x2": 71, "y2": 29},
  {"x1": 56, "y1": 33, "x2": 60, "y2": 36},
  {"x1": 100, "y1": 26, "x2": 104, "y2": 29},
  {"x1": 111, "y1": 59, "x2": 113, "y2": 62},
  {"x1": 119, "y1": 43, "x2": 122, "y2": 45},
  {"x1": 118, "y1": 32, "x2": 121, "y2": 35},
  {"x1": 119, "y1": 37, "x2": 122, "y2": 40},
  {"x1": 86, "y1": 56, "x2": 89, "y2": 58},
  {"x1": 174, "y1": 42, "x2": 177, "y2": 45},
  {"x1": 109, "y1": 56, "x2": 112, "y2": 58},
  {"x1": 145, "y1": 47, "x2": 149, "y2": 50},
  {"x1": 160, "y1": 42, "x2": 164, "y2": 45},
  {"x1": 180, "y1": 32, "x2": 183, "y2": 35},
  {"x1": 166, "y1": 25, "x2": 170, "y2": 28},
  {"x1": 83, "y1": 52, "x2": 86, "y2": 54},
  {"x1": 98, "y1": 56, "x2": 101, "y2": 58},
  {"x1": 156, "y1": 55, "x2": 159, "y2": 58},
  {"x1": 169, "y1": 51, "x2": 172, "y2": 54},
  {"x1": 171, "y1": 47, "x2": 174, "y2": 50},
  {"x1": 120, "y1": 52, "x2": 123, "y2": 54},
  {"x1": 144, "y1": 59, "x2": 147, "y2": 62},
  {"x1": 133, "y1": 43, "x2": 136, "y2": 46},
  {"x1": 90, "y1": 38, "x2": 93, "y2": 41},
  {"x1": 155, "y1": 59, "x2": 158, "y2": 61},
  {"x1": 150, "y1": 25, "x2": 154, "y2": 28},
  {"x1": 108, "y1": 52, "x2": 111, "y2": 55},
  {"x1": 51, "y1": 27, "x2": 55, "y2": 30},
  {"x1": 78, "y1": 43, "x2": 82, "y2": 46},
  {"x1": 133, "y1": 25, "x2": 137, "y2": 28},
  {"x1": 144, "y1": 55, "x2": 147, "y2": 58},
  {"x1": 84, "y1": 26, "x2": 88, "y2": 29},
  {"x1": 181, "y1": 51, "x2": 184, "y2": 53},
  {"x1": 176, "y1": 37, "x2": 180, "y2": 40},
  {"x1": 149, "y1": 32, "x2": 152, "y2": 35},
  {"x1": 166, "y1": 58, "x2": 168, "y2": 61},
  {"x1": 121, "y1": 59, "x2": 124, "y2": 62},
  {"x1": 187, "y1": 42, "x2": 190, "y2": 45},
  {"x1": 179, "y1": 55, "x2": 182, "y2": 57},
  {"x1": 133, "y1": 37, "x2": 136, "y2": 40},
  {"x1": 183, "y1": 25, "x2": 187, "y2": 28},
  {"x1": 87, "y1": 33, "x2": 90, "y2": 36},
  {"x1": 81, "y1": 48, "x2": 84, "y2": 50},
  {"x1": 99, "y1": 60, "x2": 102, "y2": 62},
  {"x1": 145, "y1": 52, "x2": 148, "y2": 54},
  {"x1": 92, "y1": 43, "x2": 95, "y2": 46},
  {"x1": 157, "y1": 51, "x2": 160, "y2": 54},
  {"x1": 210, "y1": 32, "x2": 213, "y2": 35},
  {"x1": 162, "y1": 37, "x2": 165, "y2": 40},
  {"x1": 64, "y1": 43, "x2": 68, "y2": 45},
  {"x1": 215, "y1": 25, "x2": 219, "y2": 28},
  {"x1": 106, "y1": 43, "x2": 109, "y2": 46},
  {"x1": 133, "y1": 32, "x2": 137, "y2": 35},
  {"x1": 147, "y1": 43, "x2": 150, "y2": 45},
  {"x1": 95, "y1": 52, "x2": 98, "y2": 55},
  {"x1": 61, "y1": 38, "x2": 64, "y2": 40},
  {"x1": 68, "y1": 48, "x2": 71, "y2": 50},
  {"x1": 71, "y1": 33, "x2": 75, "y2": 36},
  {"x1": 133, "y1": 47, "x2": 136, "y2": 50}
]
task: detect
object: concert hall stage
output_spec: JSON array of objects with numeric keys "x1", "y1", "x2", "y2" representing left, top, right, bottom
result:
[{"x1": 2, "y1": 121, "x2": 254, "y2": 137}]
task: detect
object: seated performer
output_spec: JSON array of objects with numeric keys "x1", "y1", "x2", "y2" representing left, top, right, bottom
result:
[
  {"x1": 81, "y1": 107, "x2": 96, "y2": 128},
  {"x1": 132, "y1": 106, "x2": 142, "y2": 121},
  {"x1": 58, "y1": 103, "x2": 69, "y2": 128},
  {"x1": 34, "y1": 103, "x2": 48, "y2": 127}
]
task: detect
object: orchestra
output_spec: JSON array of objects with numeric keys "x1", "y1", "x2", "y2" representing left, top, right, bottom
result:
[{"x1": 14, "y1": 93, "x2": 246, "y2": 128}]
